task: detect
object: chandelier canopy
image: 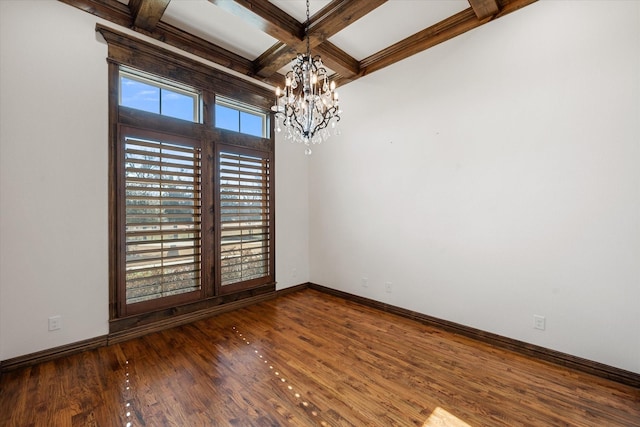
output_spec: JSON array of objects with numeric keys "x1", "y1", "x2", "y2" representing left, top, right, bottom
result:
[{"x1": 272, "y1": 0, "x2": 341, "y2": 155}]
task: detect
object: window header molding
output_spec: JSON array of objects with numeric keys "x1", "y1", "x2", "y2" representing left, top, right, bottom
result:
[{"x1": 96, "y1": 23, "x2": 275, "y2": 110}]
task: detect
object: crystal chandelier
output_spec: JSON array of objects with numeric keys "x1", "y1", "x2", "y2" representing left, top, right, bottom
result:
[{"x1": 272, "y1": 0, "x2": 341, "y2": 155}]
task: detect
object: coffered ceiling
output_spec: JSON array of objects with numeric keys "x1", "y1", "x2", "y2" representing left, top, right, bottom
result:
[{"x1": 60, "y1": 0, "x2": 538, "y2": 87}]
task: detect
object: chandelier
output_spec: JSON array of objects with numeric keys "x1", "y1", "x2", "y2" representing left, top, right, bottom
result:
[{"x1": 272, "y1": 0, "x2": 341, "y2": 155}]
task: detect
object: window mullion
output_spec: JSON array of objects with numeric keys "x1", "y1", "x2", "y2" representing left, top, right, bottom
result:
[{"x1": 201, "y1": 135, "x2": 216, "y2": 298}]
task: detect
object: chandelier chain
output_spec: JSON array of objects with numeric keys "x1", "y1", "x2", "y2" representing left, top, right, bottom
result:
[{"x1": 305, "y1": 0, "x2": 310, "y2": 56}]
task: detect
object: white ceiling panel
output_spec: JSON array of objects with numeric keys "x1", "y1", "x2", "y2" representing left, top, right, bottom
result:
[
  {"x1": 329, "y1": 0, "x2": 469, "y2": 60},
  {"x1": 161, "y1": 0, "x2": 278, "y2": 60},
  {"x1": 269, "y1": 0, "x2": 332, "y2": 23}
]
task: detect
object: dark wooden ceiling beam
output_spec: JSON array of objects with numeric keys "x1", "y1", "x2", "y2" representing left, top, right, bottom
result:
[
  {"x1": 308, "y1": 0, "x2": 387, "y2": 42},
  {"x1": 314, "y1": 41, "x2": 360, "y2": 78},
  {"x1": 209, "y1": 0, "x2": 304, "y2": 44},
  {"x1": 253, "y1": 42, "x2": 296, "y2": 76},
  {"x1": 129, "y1": 0, "x2": 171, "y2": 31},
  {"x1": 208, "y1": 0, "x2": 307, "y2": 78},
  {"x1": 255, "y1": 0, "x2": 385, "y2": 78},
  {"x1": 59, "y1": 0, "x2": 539, "y2": 89},
  {"x1": 468, "y1": 0, "x2": 500, "y2": 20},
  {"x1": 358, "y1": 0, "x2": 538, "y2": 80},
  {"x1": 496, "y1": 0, "x2": 538, "y2": 16},
  {"x1": 211, "y1": 0, "x2": 383, "y2": 79},
  {"x1": 151, "y1": 22, "x2": 255, "y2": 77},
  {"x1": 360, "y1": 8, "x2": 479, "y2": 76}
]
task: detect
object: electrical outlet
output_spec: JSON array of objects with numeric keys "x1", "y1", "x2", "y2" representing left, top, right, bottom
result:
[
  {"x1": 533, "y1": 315, "x2": 545, "y2": 331},
  {"x1": 361, "y1": 277, "x2": 368, "y2": 288},
  {"x1": 385, "y1": 282, "x2": 392, "y2": 293},
  {"x1": 48, "y1": 315, "x2": 62, "y2": 331}
]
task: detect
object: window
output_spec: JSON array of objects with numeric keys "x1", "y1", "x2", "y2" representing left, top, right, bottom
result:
[
  {"x1": 119, "y1": 69, "x2": 201, "y2": 123},
  {"x1": 215, "y1": 97, "x2": 268, "y2": 138},
  {"x1": 102, "y1": 26, "x2": 276, "y2": 327}
]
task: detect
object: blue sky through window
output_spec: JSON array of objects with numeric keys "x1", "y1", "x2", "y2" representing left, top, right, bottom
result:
[
  {"x1": 215, "y1": 103, "x2": 264, "y2": 137},
  {"x1": 120, "y1": 75, "x2": 196, "y2": 122},
  {"x1": 121, "y1": 77, "x2": 159, "y2": 115},
  {"x1": 240, "y1": 111, "x2": 263, "y2": 137},
  {"x1": 161, "y1": 89, "x2": 195, "y2": 121},
  {"x1": 215, "y1": 104, "x2": 239, "y2": 132}
]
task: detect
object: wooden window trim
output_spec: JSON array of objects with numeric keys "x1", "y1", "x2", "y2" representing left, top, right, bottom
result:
[{"x1": 102, "y1": 24, "x2": 276, "y2": 330}]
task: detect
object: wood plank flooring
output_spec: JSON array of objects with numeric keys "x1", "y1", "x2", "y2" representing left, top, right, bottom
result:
[{"x1": 1, "y1": 288, "x2": 639, "y2": 426}]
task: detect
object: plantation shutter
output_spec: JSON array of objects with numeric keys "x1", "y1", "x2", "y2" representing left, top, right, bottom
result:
[
  {"x1": 219, "y1": 150, "x2": 272, "y2": 288},
  {"x1": 123, "y1": 134, "x2": 202, "y2": 306}
]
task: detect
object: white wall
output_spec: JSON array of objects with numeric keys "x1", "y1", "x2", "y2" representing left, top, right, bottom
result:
[
  {"x1": 308, "y1": 0, "x2": 640, "y2": 373},
  {"x1": 275, "y1": 140, "x2": 310, "y2": 289},
  {"x1": 0, "y1": 0, "x2": 310, "y2": 360},
  {"x1": 0, "y1": 0, "x2": 110, "y2": 360}
]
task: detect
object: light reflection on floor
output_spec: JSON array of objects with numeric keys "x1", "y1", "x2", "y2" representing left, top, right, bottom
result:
[
  {"x1": 232, "y1": 326, "x2": 330, "y2": 426},
  {"x1": 123, "y1": 359, "x2": 134, "y2": 427},
  {"x1": 423, "y1": 407, "x2": 472, "y2": 427}
]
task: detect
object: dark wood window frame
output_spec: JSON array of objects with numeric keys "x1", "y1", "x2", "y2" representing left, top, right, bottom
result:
[{"x1": 99, "y1": 24, "x2": 276, "y2": 333}]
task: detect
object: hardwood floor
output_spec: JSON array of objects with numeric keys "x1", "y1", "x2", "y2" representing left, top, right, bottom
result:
[{"x1": 1, "y1": 288, "x2": 639, "y2": 426}]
